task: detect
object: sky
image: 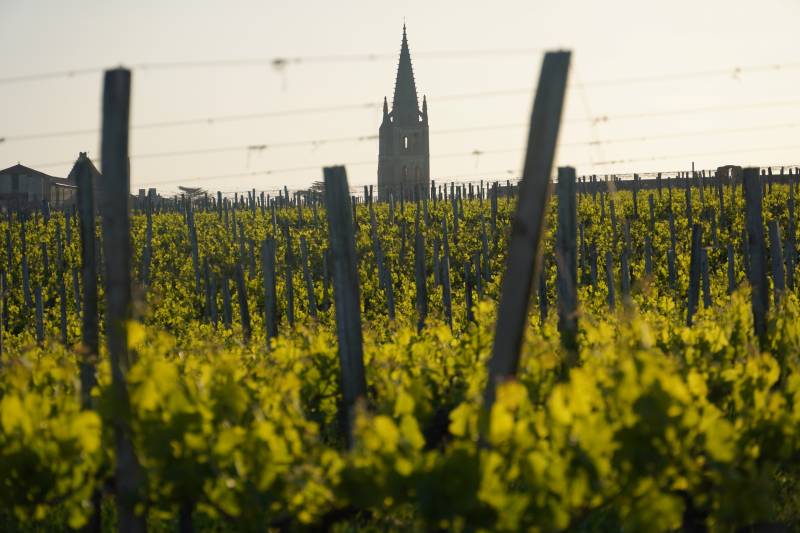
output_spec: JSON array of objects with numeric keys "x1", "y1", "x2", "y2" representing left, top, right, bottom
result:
[{"x1": 2, "y1": 0, "x2": 800, "y2": 195}]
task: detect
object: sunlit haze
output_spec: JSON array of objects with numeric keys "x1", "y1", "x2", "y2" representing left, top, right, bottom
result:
[{"x1": 2, "y1": 0, "x2": 799, "y2": 195}]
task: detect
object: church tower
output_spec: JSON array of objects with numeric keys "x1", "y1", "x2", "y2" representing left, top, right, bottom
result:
[{"x1": 378, "y1": 25, "x2": 430, "y2": 201}]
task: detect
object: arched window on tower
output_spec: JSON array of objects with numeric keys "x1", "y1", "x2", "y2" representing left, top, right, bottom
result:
[
  {"x1": 403, "y1": 136, "x2": 409, "y2": 150},
  {"x1": 403, "y1": 166, "x2": 408, "y2": 178}
]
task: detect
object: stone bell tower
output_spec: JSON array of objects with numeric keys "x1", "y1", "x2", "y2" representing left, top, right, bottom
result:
[{"x1": 377, "y1": 24, "x2": 430, "y2": 201}]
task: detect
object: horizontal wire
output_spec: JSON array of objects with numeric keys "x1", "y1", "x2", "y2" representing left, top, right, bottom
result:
[
  {"x1": 2, "y1": 54, "x2": 799, "y2": 86},
  {"x1": 27, "y1": 120, "x2": 800, "y2": 170},
  {"x1": 587, "y1": 143, "x2": 800, "y2": 167},
  {"x1": 0, "y1": 48, "x2": 548, "y2": 85},
  {"x1": 6, "y1": 94, "x2": 800, "y2": 146},
  {"x1": 134, "y1": 140, "x2": 800, "y2": 188}
]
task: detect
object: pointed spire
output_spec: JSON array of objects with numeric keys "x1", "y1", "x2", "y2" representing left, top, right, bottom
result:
[
  {"x1": 422, "y1": 94, "x2": 428, "y2": 121},
  {"x1": 392, "y1": 24, "x2": 420, "y2": 126},
  {"x1": 383, "y1": 96, "x2": 389, "y2": 118}
]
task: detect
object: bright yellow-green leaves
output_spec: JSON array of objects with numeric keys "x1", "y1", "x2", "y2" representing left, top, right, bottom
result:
[
  {"x1": 3, "y1": 186, "x2": 800, "y2": 530},
  {"x1": 0, "y1": 351, "x2": 103, "y2": 528}
]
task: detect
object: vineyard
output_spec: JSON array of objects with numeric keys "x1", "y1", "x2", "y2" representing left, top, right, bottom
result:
[{"x1": 3, "y1": 57, "x2": 800, "y2": 532}]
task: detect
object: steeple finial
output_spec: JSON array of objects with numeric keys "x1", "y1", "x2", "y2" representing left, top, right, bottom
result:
[
  {"x1": 382, "y1": 96, "x2": 389, "y2": 120},
  {"x1": 392, "y1": 23, "x2": 419, "y2": 126}
]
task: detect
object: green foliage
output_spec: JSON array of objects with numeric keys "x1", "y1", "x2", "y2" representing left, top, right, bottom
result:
[{"x1": 1, "y1": 184, "x2": 800, "y2": 530}]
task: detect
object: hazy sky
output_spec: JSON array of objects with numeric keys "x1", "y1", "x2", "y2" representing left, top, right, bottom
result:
[{"x1": 2, "y1": 0, "x2": 800, "y2": 195}]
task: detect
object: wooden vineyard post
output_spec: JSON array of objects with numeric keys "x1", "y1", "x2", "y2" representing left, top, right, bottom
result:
[
  {"x1": 787, "y1": 194, "x2": 796, "y2": 290},
  {"x1": 743, "y1": 168, "x2": 769, "y2": 342},
  {"x1": 187, "y1": 204, "x2": 201, "y2": 293},
  {"x1": 620, "y1": 250, "x2": 631, "y2": 301},
  {"x1": 323, "y1": 166, "x2": 367, "y2": 448},
  {"x1": 369, "y1": 206, "x2": 394, "y2": 320},
  {"x1": 701, "y1": 248, "x2": 711, "y2": 309},
  {"x1": 556, "y1": 167, "x2": 578, "y2": 364},
  {"x1": 234, "y1": 264, "x2": 251, "y2": 342},
  {"x1": 100, "y1": 68, "x2": 146, "y2": 533},
  {"x1": 741, "y1": 228, "x2": 751, "y2": 281},
  {"x1": 41, "y1": 242, "x2": 50, "y2": 279},
  {"x1": 77, "y1": 158, "x2": 99, "y2": 409},
  {"x1": 432, "y1": 236, "x2": 440, "y2": 286},
  {"x1": 141, "y1": 196, "x2": 153, "y2": 287},
  {"x1": 283, "y1": 227, "x2": 295, "y2": 327},
  {"x1": 414, "y1": 207, "x2": 428, "y2": 332},
  {"x1": 21, "y1": 220, "x2": 32, "y2": 307},
  {"x1": 5, "y1": 229, "x2": 12, "y2": 288},
  {"x1": 34, "y1": 285, "x2": 43, "y2": 344},
  {"x1": 668, "y1": 208, "x2": 677, "y2": 255},
  {"x1": 768, "y1": 220, "x2": 785, "y2": 307},
  {"x1": 610, "y1": 199, "x2": 618, "y2": 247},
  {"x1": 465, "y1": 261, "x2": 475, "y2": 323},
  {"x1": 490, "y1": 182, "x2": 498, "y2": 240},
  {"x1": 58, "y1": 264, "x2": 67, "y2": 343},
  {"x1": 538, "y1": 261, "x2": 548, "y2": 324},
  {"x1": 300, "y1": 237, "x2": 318, "y2": 319},
  {"x1": 321, "y1": 248, "x2": 331, "y2": 311},
  {"x1": 484, "y1": 51, "x2": 570, "y2": 408},
  {"x1": 72, "y1": 268, "x2": 81, "y2": 317},
  {"x1": 285, "y1": 259, "x2": 296, "y2": 327},
  {"x1": 0, "y1": 270, "x2": 6, "y2": 344},
  {"x1": 685, "y1": 183, "x2": 693, "y2": 229},
  {"x1": 473, "y1": 253, "x2": 483, "y2": 298},
  {"x1": 222, "y1": 277, "x2": 232, "y2": 328},
  {"x1": 261, "y1": 238, "x2": 279, "y2": 345},
  {"x1": 203, "y1": 258, "x2": 212, "y2": 322},
  {"x1": 727, "y1": 243, "x2": 736, "y2": 295},
  {"x1": 605, "y1": 251, "x2": 615, "y2": 309},
  {"x1": 480, "y1": 214, "x2": 491, "y2": 281},
  {"x1": 209, "y1": 272, "x2": 219, "y2": 328},
  {"x1": 687, "y1": 223, "x2": 702, "y2": 326},
  {"x1": 441, "y1": 218, "x2": 453, "y2": 330}
]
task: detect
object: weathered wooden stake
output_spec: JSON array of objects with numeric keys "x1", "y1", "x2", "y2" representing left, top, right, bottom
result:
[
  {"x1": 686, "y1": 224, "x2": 703, "y2": 326},
  {"x1": 100, "y1": 68, "x2": 145, "y2": 533},
  {"x1": 727, "y1": 243, "x2": 736, "y2": 295},
  {"x1": 743, "y1": 168, "x2": 768, "y2": 341},
  {"x1": 701, "y1": 248, "x2": 711, "y2": 309},
  {"x1": 484, "y1": 51, "x2": 570, "y2": 407},
  {"x1": 605, "y1": 251, "x2": 615, "y2": 309},
  {"x1": 34, "y1": 285, "x2": 44, "y2": 343},
  {"x1": 323, "y1": 166, "x2": 367, "y2": 448},
  {"x1": 234, "y1": 264, "x2": 251, "y2": 341},
  {"x1": 769, "y1": 220, "x2": 785, "y2": 307},
  {"x1": 300, "y1": 237, "x2": 318, "y2": 319},
  {"x1": 556, "y1": 167, "x2": 578, "y2": 361},
  {"x1": 441, "y1": 218, "x2": 453, "y2": 330},
  {"x1": 414, "y1": 209, "x2": 428, "y2": 332}
]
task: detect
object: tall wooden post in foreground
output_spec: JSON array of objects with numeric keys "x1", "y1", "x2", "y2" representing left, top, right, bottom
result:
[
  {"x1": 100, "y1": 68, "x2": 146, "y2": 533},
  {"x1": 324, "y1": 165, "x2": 367, "y2": 448},
  {"x1": 556, "y1": 166, "x2": 578, "y2": 365},
  {"x1": 76, "y1": 158, "x2": 98, "y2": 410},
  {"x1": 484, "y1": 51, "x2": 571, "y2": 408},
  {"x1": 743, "y1": 168, "x2": 768, "y2": 343},
  {"x1": 76, "y1": 151, "x2": 103, "y2": 533}
]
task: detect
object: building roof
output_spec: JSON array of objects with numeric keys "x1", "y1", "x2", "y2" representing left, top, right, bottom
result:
[
  {"x1": 65, "y1": 152, "x2": 102, "y2": 189},
  {"x1": 391, "y1": 24, "x2": 421, "y2": 127},
  {"x1": 0, "y1": 163, "x2": 62, "y2": 181}
]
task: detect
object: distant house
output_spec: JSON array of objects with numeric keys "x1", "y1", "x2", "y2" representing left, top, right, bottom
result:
[
  {"x1": 0, "y1": 163, "x2": 77, "y2": 211},
  {"x1": 0, "y1": 152, "x2": 105, "y2": 212}
]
